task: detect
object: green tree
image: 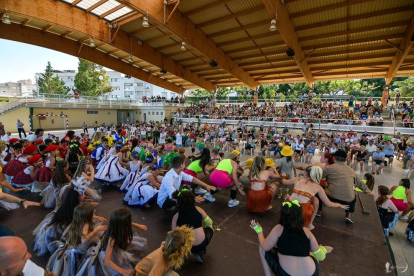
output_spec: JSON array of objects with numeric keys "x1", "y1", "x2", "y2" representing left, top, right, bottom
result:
[
  {"x1": 216, "y1": 87, "x2": 232, "y2": 97},
  {"x1": 191, "y1": 89, "x2": 211, "y2": 97},
  {"x1": 394, "y1": 77, "x2": 414, "y2": 96},
  {"x1": 37, "y1": 61, "x2": 68, "y2": 97},
  {"x1": 74, "y1": 59, "x2": 113, "y2": 97}
]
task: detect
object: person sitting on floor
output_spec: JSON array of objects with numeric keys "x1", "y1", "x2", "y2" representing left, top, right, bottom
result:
[{"x1": 250, "y1": 200, "x2": 333, "y2": 276}]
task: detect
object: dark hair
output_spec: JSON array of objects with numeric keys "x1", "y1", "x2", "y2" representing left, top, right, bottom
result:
[
  {"x1": 285, "y1": 155, "x2": 292, "y2": 163},
  {"x1": 52, "y1": 160, "x2": 69, "y2": 189},
  {"x1": 364, "y1": 173, "x2": 375, "y2": 191},
  {"x1": 44, "y1": 139, "x2": 53, "y2": 145},
  {"x1": 376, "y1": 185, "x2": 389, "y2": 206},
  {"x1": 177, "y1": 190, "x2": 195, "y2": 211},
  {"x1": 12, "y1": 142, "x2": 23, "y2": 151},
  {"x1": 101, "y1": 138, "x2": 108, "y2": 143},
  {"x1": 400, "y1": 178, "x2": 411, "y2": 189},
  {"x1": 194, "y1": 148, "x2": 211, "y2": 172},
  {"x1": 172, "y1": 156, "x2": 184, "y2": 169},
  {"x1": 101, "y1": 209, "x2": 133, "y2": 251},
  {"x1": 66, "y1": 130, "x2": 75, "y2": 140},
  {"x1": 131, "y1": 138, "x2": 139, "y2": 151},
  {"x1": 49, "y1": 186, "x2": 80, "y2": 230},
  {"x1": 324, "y1": 154, "x2": 335, "y2": 165},
  {"x1": 279, "y1": 202, "x2": 304, "y2": 230},
  {"x1": 39, "y1": 144, "x2": 47, "y2": 152},
  {"x1": 35, "y1": 128, "x2": 44, "y2": 135}
]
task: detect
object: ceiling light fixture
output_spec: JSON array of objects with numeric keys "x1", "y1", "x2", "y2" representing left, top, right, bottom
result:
[
  {"x1": 209, "y1": 61, "x2": 218, "y2": 68},
  {"x1": 269, "y1": 19, "x2": 277, "y2": 32},
  {"x1": 128, "y1": 55, "x2": 133, "y2": 63},
  {"x1": 90, "y1": 36, "x2": 95, "y2": 47},
  {"x1": 2, "y1": 9, "x2": 11, "y2": 25},
  {"x1": 142, "y1": 12, "x2": 149, "y2": 28},
  {"x1": 160, "y1": 69, "x2": 167, "y2": 74},
  {"x1": 181, "y1": 40, "x2": 186, "y2": 51}
]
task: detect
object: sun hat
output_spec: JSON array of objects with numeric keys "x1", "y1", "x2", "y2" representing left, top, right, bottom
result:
[
  {"x1": 278, "y1": 142, "x2": 284, "y2": 147},
  {"x1": 231, "y1": 150, "x2": 241, "y2": 155},
  {"x1": 280, "y1": 146, "x2": 293, "y2": 157},
  {"x1": 265, "y1": 158, "x2": 276, "y2": 167}
]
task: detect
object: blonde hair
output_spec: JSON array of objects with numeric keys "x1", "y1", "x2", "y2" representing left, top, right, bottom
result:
[
  {"x1": 163, "y1": 225, "x2": 195, "y2": 269},
  {"x1": 249, "y1": 156, "x2": 265, "y2": 179},
  {"x1": 228, "y1": 152, "x2": 239, "y2": 161},
  {"x1": 307, "y1": 166, "x2": 323, "y2": 184}
]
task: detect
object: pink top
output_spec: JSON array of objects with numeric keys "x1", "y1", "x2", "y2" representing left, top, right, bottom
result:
[{"x1": 375, "y1": 196, "x2": 398, "y2": 213}]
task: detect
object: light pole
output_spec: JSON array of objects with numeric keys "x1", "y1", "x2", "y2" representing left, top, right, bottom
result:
[{"x1": 99, "y1": 75, "x2": 103, "y2": 100}]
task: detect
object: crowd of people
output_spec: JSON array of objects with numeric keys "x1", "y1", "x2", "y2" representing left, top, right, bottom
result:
[{"x1": 0, "y1": 114, "x2": 414, "y2": 275}]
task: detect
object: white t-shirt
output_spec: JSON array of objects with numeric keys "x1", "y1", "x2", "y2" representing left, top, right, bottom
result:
[
  {"x1": 157, "y1": 169, "x2": 193, "y2": 207},
  {"x1": 1, "y1": 134, "x2": 10, "y2": 142},
  {"x1": 176, "y1": 133, "x2": 182, "y2": 145},
  {"x1": 22, "y1": 259, "x2": 45, "y2": 276},
  {"x1": 26, "y1": 134, "x2": 38, "y2": 142}
]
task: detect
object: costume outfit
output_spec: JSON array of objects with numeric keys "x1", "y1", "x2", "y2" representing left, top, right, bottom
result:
[
  {"x1": 12, "y1": 166, "x2": 35, "y2": 188},
  {"x1": 135, "y1": 247, "x2": 174, "y2": 276},
  {"x1": 176, "y1": 207, "x2": 213, "y2": 255},
  {"x1": 286, "y1": 188, "x2": 315, "y2": 227},
  {"x1": 2, "y1": 156, "x2": 28, "y2": 179},
  {"x1": 247, "y1": 178, "x2": 273, "y2": 213},
  {"x1": 95, "y1": 154, "x2": 128, "y2": 183},
  {"x1": 264, "y1": 227, "x2": 319, "y2": 276},
  {"x1": 77, "y1": 233, "x2": 147, "y2": 276},
  {"x1": 34, "y1": 156, "x2": 54, "y2": 183},
  {"x1": 183, "y1": 160, "x2": 203, "y2": 186},
  {"x1": 119, "y1": 161, "x2": 141, "y2": 192},
  {"x1": 390, "y1": 186, "x2": 409, "y2": 211},
  {"x1": 0, "y1": 168, "x2": 20, "y2": 210},
  {"x1": 124, "y1": 172, "x2": 159, "y2": 207},
  {"x1": 40, "y1": 182, "x2": 69, "y2": 209},
  {"x1": 210, "y1": 159, "x2": 234, "y2": 189},
  {"x1": 33, "y1": 210, "x2": 65, "y2": 257}
]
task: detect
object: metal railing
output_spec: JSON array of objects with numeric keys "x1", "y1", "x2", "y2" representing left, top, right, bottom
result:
[
  {"x1": 0, "y1": 100, "x2": 25, "y2": 114},
  {"x1": 176, "y1": 117, "x2": 414, "y2": 135}
]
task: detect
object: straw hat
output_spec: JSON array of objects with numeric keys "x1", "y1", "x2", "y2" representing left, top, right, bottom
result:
[
  {"x1": 265, "y1": 158, "x2": 276, "y2": 167},
  {"x1": 231, "y1": 150, "x2": 241, "y2": 155},
  {"x1": 280, "y1": 146, "x2": 293, "y2": 157}
]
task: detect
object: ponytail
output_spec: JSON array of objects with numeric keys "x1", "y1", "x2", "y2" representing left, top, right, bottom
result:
[{"x1": 376, "y1": 185, "x2": 389, "y2": 206}]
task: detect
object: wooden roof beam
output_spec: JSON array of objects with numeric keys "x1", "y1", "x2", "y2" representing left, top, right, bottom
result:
[
  {"x1": 232, "y1": 49, "x2": 287, "y2": 61},
  {"x1": 128, "y1": 25, "x2": 158, "y2": 37},
  {"x1": 42, "y1": 24, "x2": 54, "y2": 32},
  {"x1": 183, "y1": 0, "x2": 236, "y2": 17},
  {"x1": 299, "y1": 21, "x2": 410, "y2": 42},
  {"x1": 71, "y1": 0, "x2": 82, "y2": 6},
  {"x1": 144, "y1": 33, "x2": 175, "y2": 44},
  {"x1": 21, "y1": 19, "x2": 31, "y2": 26},
  {"x1": 217, "y1": 32, "x2": 282, "y2": 47},
  {"x1": 302, "y1": 33, "x2": 405, "y2": 51},
  {"x1": 307, "y1": 53, "x2": 396, "y2": 65},
  {"x1": 0, "y1": 23, "x2": 186, "y2": 93},
  {"x1": 306, "y1": 45, "x2": 394, "y2": 58},
  {"x1": 240, "y1": 57, "x2": 291, "y2": 66},
  {"x1": 114, "y1": 12, "x2": 143, "y2": 26},
  {"x1": 386, "y1": 16, "x2": 414, "y2": 84},
  {"x1": 99, "y1": 5, "x2": 124, "y2": 19},
  {"x1": 86, "y1": 0, "x2": 107, "y2": 12},
  {"x1": 195, "y1": 6, "x2": 264, "y2": 29},
  {"x1": 262, "y1": 0, "x2": 314, "y2": 86},
  {"x1": 207, "y1": 20, "x2": 269, "y2": 39},
  {"x1": 116, "y1": 0, "x2": 259, "y2": 90},
  {"x1": 5, "y1": 0, "x2": 215, "y2": 91},
  {"x1": 290, "y1": 0, "x2": 374, "y2": 19},
  {"x1": 296, "y1": 5, "x2": 414, "y2": 32},
  {"x1": 314, "y1": 68, "x2": 388, "y2": 77},
  {"x1": 225, "y1": 42, "x2": 285, "y2": 55}
]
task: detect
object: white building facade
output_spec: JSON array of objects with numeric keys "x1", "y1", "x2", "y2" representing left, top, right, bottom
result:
[
  {"x1": 35, "y1": 70, "x2": 182, "y2": 100},
  {"x1": 0, "y1": 80, "x2": 36, "y2": 97}
]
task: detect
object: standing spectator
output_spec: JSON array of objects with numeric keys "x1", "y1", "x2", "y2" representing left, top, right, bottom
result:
[
  {"x1": 82, "y1": 122, "x2": 88, "y2": 134},
  {"x1": 16, "y1": 119, "x2": 26, "y2": 139},
  {"x1": 175, "y1": 130, "x2": 183, "y2": 149},
  {"x1": 93, "y1": 121, "x2": 98, "y2": 132},
  {"x1": 0, "y1": 122, "x2": 5, "y2": 137},
  {"x1": 403, "y1": 142, "x2": 414, "y2": 169}
]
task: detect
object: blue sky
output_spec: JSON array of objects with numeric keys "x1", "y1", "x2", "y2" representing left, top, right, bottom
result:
[{"x1": 0, "y1": 39, "x2": 80, "y2": 83}]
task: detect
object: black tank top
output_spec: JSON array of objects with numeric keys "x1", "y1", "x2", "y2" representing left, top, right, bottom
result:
[
  {"x1": 177, "y1": 207, "x2": 202, "y2": 229},
  {"x1": 277, "y1": 227, "x2": 310, "y2": 257}
]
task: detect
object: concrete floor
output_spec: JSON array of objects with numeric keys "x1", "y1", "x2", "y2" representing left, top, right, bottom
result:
[{"x1": 2, "y1": 128, "x2": 414, "y2": 276}]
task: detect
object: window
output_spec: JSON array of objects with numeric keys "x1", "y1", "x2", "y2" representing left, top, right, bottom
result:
[
  {"x1": 161, "y1": 92, "x2": 167, "y2": 97},
  {"x1": 124, "y1": 83, "x2": 133, "y2": 90},
  {"x1": 114, "y1": 86, "x2": 120, "y2": 90},
  {"x1": 87, "y1": 111, "x2": 98, "y2": 114},
  {"x1": 152, "y1": 112, "x2": 155, "y2": 115},
  {"x1": 145, "y1": 84, "x2": 151, "y2": 89},
  {"x1": 160, "y1": 112, "x2": 163, "y2": 115},
  {"x1": 111, "y1": 78, "x2": 119, "y2": 82},
  {"x1": 156, "y1": 112, "x2": 159, "y2": 115},
  {"x1": 136, "y1": 83, "x2": 143, "y2": 87}
]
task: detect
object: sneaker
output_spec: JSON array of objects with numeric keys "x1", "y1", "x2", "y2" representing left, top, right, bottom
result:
[
  {"x1": 194, "y1": 251, "x2": 204, "y2": 263},
  {"x1": 228, "y1": 199, "x2": 240, "y2": 207},
  {"x1": 195, "y1": 187, "x2": 207, "y2": 195},
  {"x1": 203, "y1": 193, "x2": 216, "y2": 202},
  {"x1": 399, "y1": 216, "x2": 408, "y2": 221},
  {"x1": 345, "y1": 217, "x2": 354, "y2": 224}
]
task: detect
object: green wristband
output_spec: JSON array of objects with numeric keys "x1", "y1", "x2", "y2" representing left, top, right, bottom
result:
[{"x1": 253, "y1": 225, "x2": 263, "y2": 233}]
